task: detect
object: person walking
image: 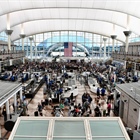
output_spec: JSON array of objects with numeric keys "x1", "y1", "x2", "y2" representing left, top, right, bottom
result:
[{"x1": 107, "y1": 102, "x2": 111, "y2": 116}]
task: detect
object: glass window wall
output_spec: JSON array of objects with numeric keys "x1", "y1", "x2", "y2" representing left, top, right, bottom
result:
[{"x1": 13, "y1": 31, "x2": 123, "y2": 57}]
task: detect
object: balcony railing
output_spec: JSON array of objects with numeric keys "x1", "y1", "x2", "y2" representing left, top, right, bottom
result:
[
  {"x1": 112, "y1": 52, "x2": 140, "y2": 57},
  {"x1": 111, "y1": 52, "x2": 140, "y2": 62},
  {"x1": 0, "y1": 50, "x2": 24, "y2": 55},
  {"x1": 0, "y1": 50, "x2": 25, "y2": 61}
]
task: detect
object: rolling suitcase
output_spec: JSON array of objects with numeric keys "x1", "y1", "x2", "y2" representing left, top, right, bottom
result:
[{"x1": 34, "y1": 111, "x2": 38, "y2": 116}]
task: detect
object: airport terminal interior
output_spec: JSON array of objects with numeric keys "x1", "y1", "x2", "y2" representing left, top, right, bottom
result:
[{"x1": 1, "y1": 0, "x2": 140, "y2": 140}]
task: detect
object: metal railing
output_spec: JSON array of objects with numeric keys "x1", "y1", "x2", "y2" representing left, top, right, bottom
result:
[
  {"x1": 112, "y1": 52, "x2": 140, "y2": 57},
  {"x1": 0, "y1": 50, "x2": 24, "y2": 55}
]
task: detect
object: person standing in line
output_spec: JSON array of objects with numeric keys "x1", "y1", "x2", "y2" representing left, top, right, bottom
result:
[
  {"x1": 96, "y1": 87, "x2": 100, "y2": 97},
  {"x1": 82, "y1": 93, "x2": 87, "y2": 105},
  {"x1": 101, "y1": 87, "x2": 105, "y2": 99},
  {"x1": 2, "y1": 105, "x2": 7, "y2": 121},
  {"x1": 38, "y1": 102, "x2": 42, "y2": 113},
  {"x1": 107, "y1": 102, "x2": 111, "y2": 116}
]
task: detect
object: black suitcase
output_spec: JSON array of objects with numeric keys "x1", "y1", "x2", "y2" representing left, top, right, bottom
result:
[
  {"x1": 45, "y1": 99, "x2": 49, "y2": 105},
  {"x1": 34, "y1": 111, "x2": 38, "y2": 116}
]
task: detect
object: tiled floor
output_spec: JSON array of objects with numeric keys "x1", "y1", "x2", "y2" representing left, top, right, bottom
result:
[{"x1": 0, "y1": 76, "x2": 114, "y2": 139}]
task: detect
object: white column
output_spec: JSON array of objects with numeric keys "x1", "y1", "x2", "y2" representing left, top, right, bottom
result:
[
  {"x1": 92, "y1": 34, "x2": 94, "y2": 59},
  {"x1": 27, "y1": 37, "x2": 28, "y2": 57},
  {"x1": 43, "y1": 33, "x2": 45, "y2": 59},
  {"x1": 59, "y1": 32, "x2": 61, "y2": 57},
  {"x1": 76, "y1": 46, "x2": 77, "y2": 57},
  {"x1": 29, "y1": 36, "x2": 33, "y2": 61},
  {"x1": 6, "y1": 100, "x2": 10, "y2": 116},
  {"x1": 5, "y1": 30, "x2": 13, "y2": 51},
  {"x1": 20, "y1": 34, "x2": 26, "y2": 51},
  {"x1": 9, "y1": 59, "x2": 12, "y2": 66},
  {"x1": 123, "y1": 31, "x2": 132, "y2": 69},
  {"x1": 84, "y1": 48, "x2": 86, "y2": 59},
  {"x1": 8, "y1": 35, "x2": 11, "y2": 51},
  {"x1": 111, "y1": 35, "x2": 117, "y2": 52},
  {"x1": 119, "y1": 98, "x2": 122, "y2": 117},
  {"x1": 0, "y1": 125, "x2": 2, "y2": 138},
  {"x1": 34, "y1": 35, "x2": 37, "y2": 61},
  {"x1": 123, "y1": 14, "x2": 131, "y2": 53},
  {"x1": 123, "y1": 31, "x2": 131, "y2": 53},
  {"x1": 100, "y1": 35, "x2": 102, "y2": 57},
  {"x1": 76, "y1": 32, "x2": 77, "y2": 57},
  {"x1": 20, "y1": 34, "x2": 26, "y2": 63},
  {"x1": 30, "y1": 38, "x2": 33, "y2": 61},
  {"x1": 103, "y1": 38, "x2": 107, "y2": 58},
  {"x1": 59, "y1": 46, "x2": 61, "y2": 56},
  {"x1": 137, "y1": 108, "x2": 140, "y2": 130},
  {"x1": 108, "y1": 38, "x2": 110, "y2": 57},
  {"x1": 20, "y1": 89, "x2": 23, "y2": 101},
  {"x1": 14, "y1": 94, "x2": 17, "y2": 107}
]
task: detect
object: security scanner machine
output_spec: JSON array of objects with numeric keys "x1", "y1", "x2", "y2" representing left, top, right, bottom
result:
[
  {"x1": 22, "y1": 71, "x2": 44, "y2": 98},
  {"x1": 88, "y1": 77, "x2": 98, "y2": 93},
  {"x1": 61, "y1": 86, "x2": 78, "y2": 98},
  {"x1": 8, "y1": 117, "x2": 130, "y2": 140},
  {"x1": 63, "y1": 77, "x2": 78, "y2": 97}
]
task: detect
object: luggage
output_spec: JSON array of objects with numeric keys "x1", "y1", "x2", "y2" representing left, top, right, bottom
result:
[
  {"x1": 45, "y1": 99, "x2": 48, "y2": 105},
  {"x1": 34, "y1": 111, "x2": 38, "y2": 116}
]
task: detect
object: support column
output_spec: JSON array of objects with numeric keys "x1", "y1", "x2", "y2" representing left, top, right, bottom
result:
[
  {"x1": 111, "y1": 35, "x2": 117, "y2": 52},
  {"x1": 92, "y1": 34, "x2": 94, "y2": 59},
  {"x1": 100, "y1": 35, "x2": 102, "y2": 57},
  {"x1": 5, "y1": 30, "x2": 13, "y2": 51},
  {"x1": 59, "y1": 46, "x2": 61, "y2": 56},
  {"x1": 137, "y1": 108, "x2": 140, "y2": 130},
  {"x1": 34, "y1": 35, "x2": 37, "y2": 61},
  {"x1": 76, "y1": 32, "x2": 77, "y2": 57},
  {"x1": 20, "y1": 88, "x2": 23, "y2": 101},
  {"x1": 27, "y1": 37, "x2": 28, "y2": 57},
  {"x1": 103, "y1": 38, "x2": 107, "y2": 58},
  {"x1": 20, "y1": 34, "x2": 26, "y2": 63},
  {"x1": 123, "y1": 31, "x2": 132, "y2": 69},
  {"x1": 14, "y1": 94, "x2": 17, "y2": 113},
  {"x1": 119, "y1": 99, "x2": 122, "y2": 117},
  {"x1": 76, "y1": 45, "x2": 77, "y2": 57},
  {"x1": 29, "y1": 36, "x2": 33, "y2": 61},
  {"x1": 108, "y1": 38, "x2": 110, "y2": 57},
  {"x1": 20, "y1": 34, "x2": 26, "y2": 51},
  {"x1": 84, "y1": 48, "x2": 86, "y2": 59},
  {"x1": 43, "y1": 33, "x2": 45, "y2": 59},
  {"x1": 9, "y1": 59, "x2": 12, "y2": 66},
  {"x1": 123, "y1": 31, "x2": 132, "y2": 53},
  {"x1": 6, "y1": 100, "x2": 10, "y2": 120}
]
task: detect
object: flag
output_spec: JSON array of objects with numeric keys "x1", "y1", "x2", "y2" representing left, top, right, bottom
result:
[{"x1": 64, "y1": 42, "x2": 73, "y2": 57}]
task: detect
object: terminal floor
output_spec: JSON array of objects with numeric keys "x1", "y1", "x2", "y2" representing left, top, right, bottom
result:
[{"x1": 0, "y1": 79, "x2": 114, "y2": 139}]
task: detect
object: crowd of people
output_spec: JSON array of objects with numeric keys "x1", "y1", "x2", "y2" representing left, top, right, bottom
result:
[
  {"x1": 26, "y1": 60, "x2": 118, "y2": 117},
  {"x1": 1, "y1": 59, "x2": 139, "y2": 119}
]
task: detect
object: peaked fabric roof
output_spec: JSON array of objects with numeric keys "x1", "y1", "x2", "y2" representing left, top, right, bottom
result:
[{"x1": 0, "y1": 0, "x2": 140, "y2": 42}]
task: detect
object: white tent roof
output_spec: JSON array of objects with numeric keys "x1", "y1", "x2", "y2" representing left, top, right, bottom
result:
[{"x1": 0, "y1": 0, "x2": 140, "y2": 42}]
